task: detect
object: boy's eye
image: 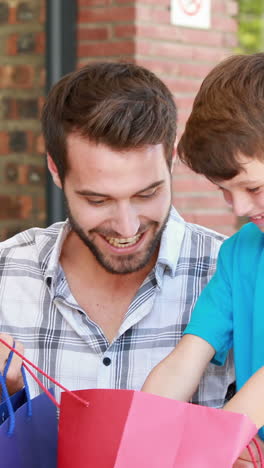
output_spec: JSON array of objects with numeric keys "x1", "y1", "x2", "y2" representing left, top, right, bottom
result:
[{"x1": 247, "y1": 187, "x2": 261, "y2": 193}]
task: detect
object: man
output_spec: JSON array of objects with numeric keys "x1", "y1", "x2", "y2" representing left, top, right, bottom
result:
[{"x1": 0, "y1": 62, "x2": 233, "y2": 409}]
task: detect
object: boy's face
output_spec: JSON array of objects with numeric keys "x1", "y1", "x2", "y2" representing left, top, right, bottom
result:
[{"x1": 216, "y1": 156, "x2": 264, "y2": 232}]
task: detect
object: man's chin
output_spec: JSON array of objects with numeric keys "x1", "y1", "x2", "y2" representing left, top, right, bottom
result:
[{"x1": 94, "y1": 255, "x2": 149, "y2": 275}]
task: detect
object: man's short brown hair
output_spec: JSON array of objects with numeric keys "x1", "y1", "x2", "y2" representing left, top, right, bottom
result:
[
  {"x1": 41, "y1": 62, "x2": 177, "y2": 181},
  {"x1": 178, "y1": 53, "x2": 264, "y2": 181}
]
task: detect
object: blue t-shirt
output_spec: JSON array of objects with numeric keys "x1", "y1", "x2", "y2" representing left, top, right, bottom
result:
[{"x1": 184, "y1": 222, "x2": 264, "y2": 439}]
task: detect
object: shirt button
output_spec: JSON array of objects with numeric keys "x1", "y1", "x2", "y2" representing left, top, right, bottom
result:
[{"x1": 103, "y1": 357, "x2": 111, "y2": 366}]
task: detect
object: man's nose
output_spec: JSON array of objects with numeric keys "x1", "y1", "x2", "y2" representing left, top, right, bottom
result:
[{"x1": 110, "y1": 203, "x2": 140, "y2": 238}]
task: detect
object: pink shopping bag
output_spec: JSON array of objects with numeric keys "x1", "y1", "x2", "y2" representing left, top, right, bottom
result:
[
  {"x1": 0, "y1": 338, "x2": 262, "y2": 468},
  {"x1": 58, "y1": 388, "x2": 259, "y2": 468}
]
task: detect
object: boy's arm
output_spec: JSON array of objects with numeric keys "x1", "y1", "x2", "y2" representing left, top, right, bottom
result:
[
  {"x1": 223, "y1": 366, "x2": 264, "y2": 430},
  {"x1": 141, "y1": 334, "x2": 215, "y2": 400}
]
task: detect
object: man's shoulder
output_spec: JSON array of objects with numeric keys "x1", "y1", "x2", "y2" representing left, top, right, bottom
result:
[
  {"x1": 184, "y1": 221, "x2": 226, "y2": 243},
  {"x1": 165, "y1": 208, "x2": 227, "y2": 268},
  {"x1": 0, "y1": 222, "x2": 65, "y2": 260},
  {"x1": 182, "y1": 221, "x2": 226, "y2": 260}
]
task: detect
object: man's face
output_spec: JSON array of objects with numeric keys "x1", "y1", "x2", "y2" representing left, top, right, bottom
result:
[
  {"x1": 59, "y1": 134, "x2": 173, "y2": 274},
  {"x1": 216, "y1": 156, "x2": 264, "y2": 232}
]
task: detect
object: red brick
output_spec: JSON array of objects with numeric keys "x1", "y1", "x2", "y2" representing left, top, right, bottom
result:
[
  {"x1": 134, "y1": 0, "x2": 169, "y2": 4},
  {"x1": 211, "y1": 0, "x2": 227, "y2": 14},
  {"x1": 193, "y1": 47, "x2": 229, "y2": 63},
  {"x1": 173, "y1": 194, "x2": 228, "y2": 211},
  {"x1": 172, "y1": 176, "x2": 217, "y2": 193},
  {"x1": 163, "y1": 77, "x2": 201, "y2": 94},
  {"x1": 78, "y1": 27, "x2": 109, "y2": 41},
  {"x1": 36, "y1": 134, "x2": 45, "y2": 154},
  {"x1": 173, "y1": 95, "x2": 195, "y2": 110},
  {"x1": 136, "y1": 40, "x2": 193, "y2": 60},
  {"x1": 136, "y1": 5, "x2": 170, "y2": 23},
  {"x1": 78, "y1": 40, "x2": 134, "y2": 58},
  {"x1": 6, "y1": 34, "x2": 17, "y2": 55},
  {"x1": 223, "y1": 33, "x2": 238, "y2": 48},
  {"x1": 181, "y1": 212, "x2": 236, "y2": 228},
  {"x1": 78, "y1": 6, "x2": 135, "y2": 23},
  {"x1": 212, "y1": 15, "x2": 237, "y2": 33},
  {"x1": 114, "y1": 25, "x2": 137, "y2": 39},
  {"x1": 8, "y1": 6, "x2": 16, "y2": 24},
  {"x1": 0, "y1": 195, "x2": 32, "y2": 220},
  {"x1": 39, "y1": 2, "x2": 46, "y2": 23},
  {"x1": 39, "y1": 67, "x2": 46, "y2": 87},
  {"x1": 134, "y1": 24, "x2": 177, "y2": 42},
  {"x1": 177, "y1": 62, "x2": 214, "y2": 79},
  {"x1": 0, "y1": 132, "x2": 9, "y2": 154},
  {"x1": 0, "y1": 65, "x2": 34, "y2": 88},
  {"x1": 227, "y1": 1, "x2": 239, "y2": 16},
  {"x1": 19, "y1": 196, "x2": 33, "y2": 219},
  {"x1": 135, "y1": 57, "x2": 179, "y2": 76},
  {"x1": 176, "y1": 28, "x2": 223, "y2": 47},
  {"x1": 36, "y1": 32, "x2": 45, "y2": 54},
  {"x1": 35, "y1": 196, "x2": 46, "y2": 222},
  {"x1": 79, "y1": 0, "x2": 112, "y2": 5}
]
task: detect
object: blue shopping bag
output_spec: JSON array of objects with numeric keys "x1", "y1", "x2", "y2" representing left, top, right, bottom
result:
[
  {"x1": 0, "y1": 351, "x2": 58, "y2": 468},
  {"x1": 0, "y1": 387, "x2": 27, "y2": 425}
]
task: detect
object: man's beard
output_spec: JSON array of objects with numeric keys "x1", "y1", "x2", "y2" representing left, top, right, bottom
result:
[{"x1": 66, "y1": 205, "x2": 170, "y2": 275}]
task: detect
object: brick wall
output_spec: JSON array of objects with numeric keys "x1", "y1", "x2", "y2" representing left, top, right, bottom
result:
[
  {"x1": 0, "y1": 0, "x2": 238, "y2": 240},
  {"x1": 0, "y1": 0, "x2": 45, "y2": 240},
  {"x1": 78, "y1": 0, "x2": 238, "y2": 235}
]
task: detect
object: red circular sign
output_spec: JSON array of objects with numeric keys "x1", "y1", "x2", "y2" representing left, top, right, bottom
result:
[{"x1": 179, "y1": 0, "x2": 202, "y2": 16}]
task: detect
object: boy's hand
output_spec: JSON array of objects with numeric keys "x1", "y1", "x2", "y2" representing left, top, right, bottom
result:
[
  {"x1": 0, "y1": 333, "x2": 24, "y2": 395},
  {"x1": 233, "y1": 436, "x2": 264, "y2": 467}
]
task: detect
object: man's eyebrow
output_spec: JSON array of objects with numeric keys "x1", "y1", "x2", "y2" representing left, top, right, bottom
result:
[
  {"x1": 135, "y1": 180, "x2": 165, "y2": 194},
  {"x1": 75, "y1": 180, "x2": 165, "y2": 198}
]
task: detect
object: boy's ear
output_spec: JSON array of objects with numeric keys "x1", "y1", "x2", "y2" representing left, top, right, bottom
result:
[{"x1": 47, "y1": 154, "x2": 62, "y2": 189}]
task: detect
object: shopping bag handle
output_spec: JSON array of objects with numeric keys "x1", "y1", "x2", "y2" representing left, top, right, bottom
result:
[
  {"x1": 247, "y1": 437, "x2": 264, "y2": 467},
  {"x1": 0, "y1": 338, "x2": 89, "y2": 409},
  {"x1": 0, "y1": 348, "x2": 32, "y2": 435}
]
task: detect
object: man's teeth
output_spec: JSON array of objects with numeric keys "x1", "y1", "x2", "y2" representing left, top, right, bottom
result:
[
  {"x1": 252, "y1": 215, "x2": 264, "y2": 220},
  {"x1": 106, "y1": 234, "x2": 141, "y2": 247}
]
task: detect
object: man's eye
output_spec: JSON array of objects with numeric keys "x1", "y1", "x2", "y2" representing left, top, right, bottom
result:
[
  {"x1": 138, "y1": 188, "x2": 158, "y2": 198},
  {"x1": 87, "y1": 199, "x2": 106, "y2": 205}
]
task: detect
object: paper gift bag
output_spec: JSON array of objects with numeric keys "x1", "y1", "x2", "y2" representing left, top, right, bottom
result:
[
  {"x1": 0, "y1": 338, "x2": 261, "y2": 468},
  {"x1": 58, "y1": 388, "x2": 258, "y2": 468},
  {"x1": 0, "y1": 387, "x2": 27, "y2": 425},
  {"x1": 0, "y1": 355, "x2": 58, "y2": 468},
  {"x1": 0, "y1": 389, "x2": 58, "y2": 468}
]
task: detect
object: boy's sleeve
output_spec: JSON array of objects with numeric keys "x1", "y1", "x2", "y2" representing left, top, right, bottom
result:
[{"x1": 183, "y1": 240, "x2": 233, "y2": 366}]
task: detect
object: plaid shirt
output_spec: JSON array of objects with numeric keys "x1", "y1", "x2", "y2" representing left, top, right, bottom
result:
[{"x1": 0, "y1": 207, "x2": 234, "y2": 404}]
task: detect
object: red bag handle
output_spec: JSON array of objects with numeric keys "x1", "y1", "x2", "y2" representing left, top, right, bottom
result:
[
  {"x1": 0, "y1": 338, "x2": 89, "y2": 408},
  {"x1": 247, "y1": 437, "x2": 264, "y2": 467}
]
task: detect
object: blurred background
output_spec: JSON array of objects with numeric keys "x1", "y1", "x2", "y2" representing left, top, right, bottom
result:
[{"x1": 0, "y1": 0, "x2": 261, "y2": 239}]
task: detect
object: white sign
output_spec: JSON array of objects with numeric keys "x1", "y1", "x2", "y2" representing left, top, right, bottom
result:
[{"x1": 171, "y1": 0, "x2": 211, "y2": 29}]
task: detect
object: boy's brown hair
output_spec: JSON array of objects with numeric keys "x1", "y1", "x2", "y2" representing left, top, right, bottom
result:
[
  {"x1": 41, "y1": 62, "x2": 177, "y2": 181},
  {"x1": 178, "y1": 53, "x2": 264, "y2": 181}
]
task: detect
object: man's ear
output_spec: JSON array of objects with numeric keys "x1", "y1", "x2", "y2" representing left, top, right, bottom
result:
[{"x1": 47, "y1": 154, "x2": 62, "y2": 189}]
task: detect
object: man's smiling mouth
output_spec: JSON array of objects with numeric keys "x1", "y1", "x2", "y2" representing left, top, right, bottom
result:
[{"x1": 105, "y1": 233, "x2": 142, "y2": 248}]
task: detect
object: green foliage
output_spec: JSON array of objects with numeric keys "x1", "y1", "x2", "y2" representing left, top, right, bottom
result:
[{"x1": 237, "y1": 0, "x2": 264, "y2": 54}]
